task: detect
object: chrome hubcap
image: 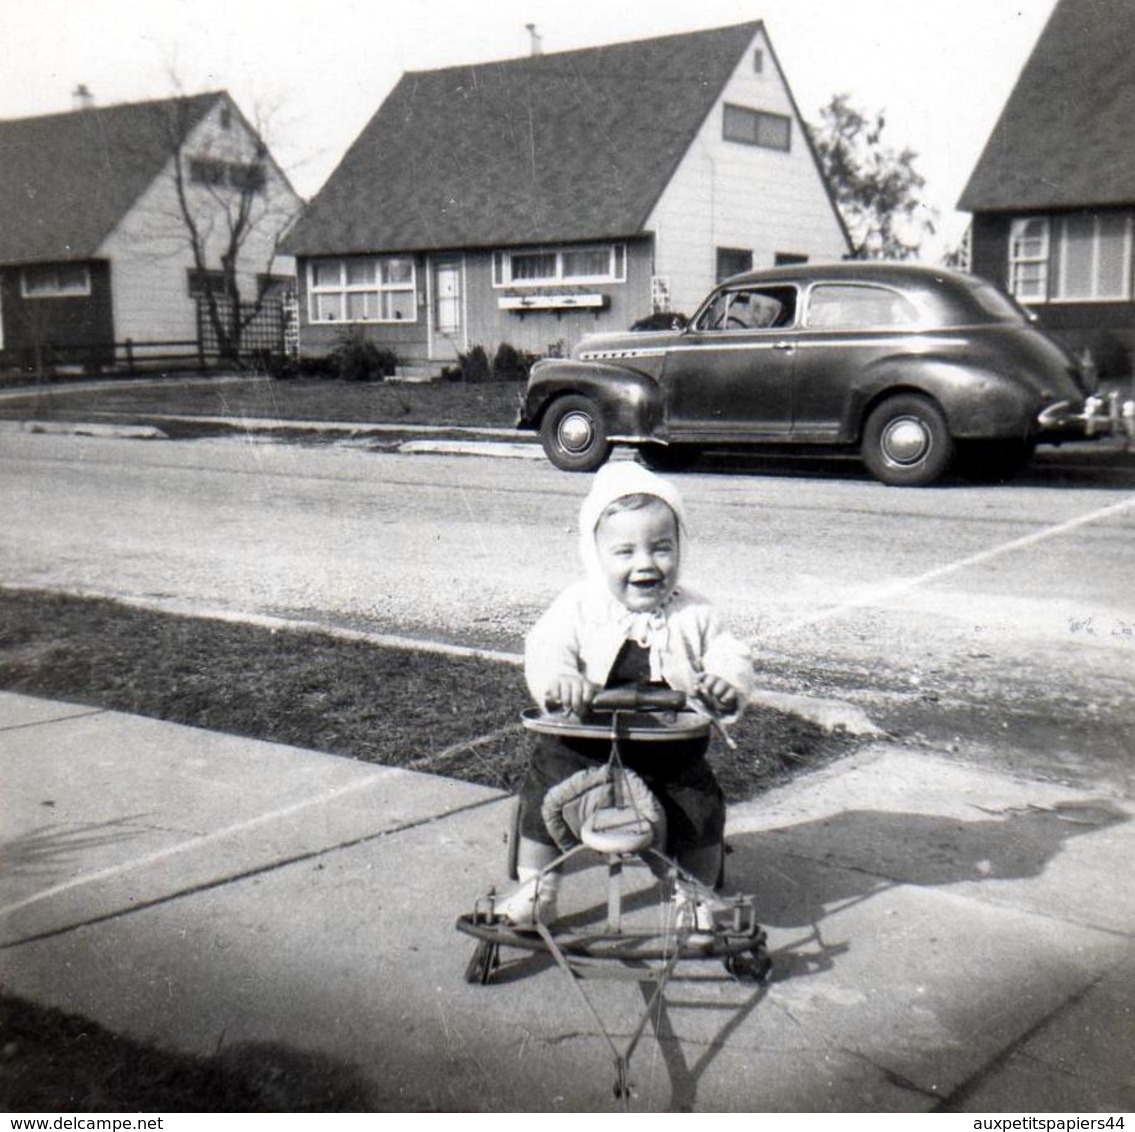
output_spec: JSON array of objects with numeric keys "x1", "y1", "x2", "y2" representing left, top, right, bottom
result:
[
  {"x1": 880, "y1": 416, "x2": 931, "y2": 466},
  {"x1": 558, "y1": 411, "x2": 594, "y2": 453}
]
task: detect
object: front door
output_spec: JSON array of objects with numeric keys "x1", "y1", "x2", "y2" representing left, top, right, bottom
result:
[{"x1": 431, "y1": 259, "x2": 463, "y2": 361}]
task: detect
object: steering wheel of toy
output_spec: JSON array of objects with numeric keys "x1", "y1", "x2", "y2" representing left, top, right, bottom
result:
[{"x1": 545, "y1": 686, "x2": 687, "y2": 714}]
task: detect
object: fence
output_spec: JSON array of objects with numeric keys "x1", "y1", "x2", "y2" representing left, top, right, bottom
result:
[{"x1": 1, "y1": 294, "x2": 295, "y2": 379}]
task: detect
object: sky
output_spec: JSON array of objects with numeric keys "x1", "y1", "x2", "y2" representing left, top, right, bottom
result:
[{"x1": 0, "y1": 0, "x2": 1059, "y2": 259}]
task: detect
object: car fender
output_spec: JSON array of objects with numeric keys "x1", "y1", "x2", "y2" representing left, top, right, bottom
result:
[
  {"x1": 519, "y1": 359, "x2": 664, "y2": 440},
  {"x1": 847, "y1": 358, "x2": 1040, "y2": 441}
]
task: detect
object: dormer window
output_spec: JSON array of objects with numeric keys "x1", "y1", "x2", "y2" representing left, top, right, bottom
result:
[
  {"x1": 189, "y1": 157, "x2": 265, "y2": 193},
  {"x1": 723, "y1": 104, "x2": 791, "y2": 151}
]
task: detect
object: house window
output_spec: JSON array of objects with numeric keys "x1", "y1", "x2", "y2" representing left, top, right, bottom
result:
[
  {"x1": 21, "y1": 263, "x2": 91, "y2": 298},
  {"x1": 187, "y1": 268, "x2": 227, "y2": 298},
  {"x1": 775, "y1": 252, "x2": 808, "y2": 266},
  {"x1": 753, "y1": 49, "x2": 764, "y2": 74},
  {"x1": 308, "y1": 256, "x2": 416, "y2": 323},
  {"x1": 716, "y1": 247, "x2": 753, "y2": 282},
  {"x1": 1010, "y1": 214, "x2": 1133, "y2": 302},
  {"x1": 189, "y1": 157, "x2": 265, "y2": 193},
  {"x1": 722, "y1": 104, "x2": 791, "y2": 151},
  {"x1": 493, "y1": 244, "x2": 626, "y2": 287},
  {"x1": 1009, "y1": 218, "x2": 1049, "y2": 301},
  {"x1": 1055, "y1": 213, "x2": 1132, "y2": 300}
]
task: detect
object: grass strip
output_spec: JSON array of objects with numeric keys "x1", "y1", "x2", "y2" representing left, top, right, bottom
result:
[{"x1": 0, "y1": 589, "x2": 855, "y2": 799}]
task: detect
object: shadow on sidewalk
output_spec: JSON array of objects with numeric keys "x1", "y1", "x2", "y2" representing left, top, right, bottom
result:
[
  {"x1": 726, "y1": 799, "x2": 1128, "y2": 932},
  {"x1": 0, "y1": 817, "x2": 151, "y2": 879}
]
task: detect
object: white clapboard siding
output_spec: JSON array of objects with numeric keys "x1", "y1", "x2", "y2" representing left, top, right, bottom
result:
[
  {"x1": 646, "y1": 26, "x2": 847, "y2": 313},
  {"x1": 98, "y1": 99, "x2": 300, "y2": 351}
]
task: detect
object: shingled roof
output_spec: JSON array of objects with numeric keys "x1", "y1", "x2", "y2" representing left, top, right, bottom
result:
[
  {"x1": 282, "y1": 21, "x2": 764, "y2": 256},
  {"x1": 958, "y1": 0, "x2": 1135, "y2": 212},
  {"x1": 0, "y1": 92, "x2": 222, "y2": 266}
]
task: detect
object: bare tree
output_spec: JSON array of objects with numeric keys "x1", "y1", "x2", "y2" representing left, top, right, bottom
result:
[
  {"x1": 809, "y1": 93, "x2": 935, "y2": 260},
  {"x1": 154, "y1": 91, "x2": 300, "y2": 366}
]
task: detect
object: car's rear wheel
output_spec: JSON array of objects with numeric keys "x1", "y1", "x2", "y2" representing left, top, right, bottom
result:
[
  {"x1": 637, "y1": 443, "x2": 701, "y2": 472},
  {"x1": 861, "y1": 394, "x2": 954, "y2": 486},
  {"x1": 539, "y1": 394, "x2": 613, "y2": 472}
]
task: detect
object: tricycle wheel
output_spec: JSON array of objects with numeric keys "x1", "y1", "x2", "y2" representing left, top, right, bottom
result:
[
  {"x1": 464, "y1": 939, "x2": 500, "y2": 985},
  {"x1": 724, "y1": 944, "x2": 772, "y2": 984}
]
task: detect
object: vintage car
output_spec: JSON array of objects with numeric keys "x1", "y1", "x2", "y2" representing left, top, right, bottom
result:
[{"x1": 518, "y1": 262, "x2": 1130, "y2": 485}]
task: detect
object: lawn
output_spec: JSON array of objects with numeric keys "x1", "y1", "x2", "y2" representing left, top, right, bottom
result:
[
  {"x1": 0, "y1": 373, "x2": 525, "y2": 430},
  {"x1": 0, "y1": 589, "x2": 853, "y2": 799}
]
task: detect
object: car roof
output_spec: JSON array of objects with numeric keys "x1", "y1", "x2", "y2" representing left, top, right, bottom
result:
[{"x1": 720, "y1": 261, "x2": 976, "y2": 290}]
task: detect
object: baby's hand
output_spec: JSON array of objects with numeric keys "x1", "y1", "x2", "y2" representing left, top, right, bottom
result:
[
  {"x1": 547, "y1": 675, "x2": 598, "y2": 718},
  {"x1": 696, "y1": 674, "x2": 738, "y2": 714}
]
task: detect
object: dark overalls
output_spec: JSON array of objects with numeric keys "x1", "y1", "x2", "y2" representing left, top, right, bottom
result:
[{"x1": 518, "y1": 640, "x2": 725, "y2": 873}]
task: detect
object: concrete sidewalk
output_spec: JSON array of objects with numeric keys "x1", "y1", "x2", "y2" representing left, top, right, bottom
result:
[{"x1": 1, "y1": 690, "x2": 1132, "y2": 1112}]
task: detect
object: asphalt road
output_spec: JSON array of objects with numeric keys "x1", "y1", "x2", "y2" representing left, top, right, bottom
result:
[{"x1": 1, "y1": 429, "x2": 1132, "y2": 790}]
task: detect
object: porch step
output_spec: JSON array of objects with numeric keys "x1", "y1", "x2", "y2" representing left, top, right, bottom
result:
[{"x1": 391, "y1": 364, "x2": 440, "y2": 383}]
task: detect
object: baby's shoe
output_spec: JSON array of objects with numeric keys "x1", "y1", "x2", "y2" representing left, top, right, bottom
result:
[
  {"x1": 495, "y1": 873, "x2": 559, "y2": 930},
  {"x1": 671, "y1": 884, "x2": 717, "y2": 949}
]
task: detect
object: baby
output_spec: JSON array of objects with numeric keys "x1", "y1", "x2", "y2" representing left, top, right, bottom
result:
[{"x1": 498, "y1": 461, "x2": 754, "y2": 933}]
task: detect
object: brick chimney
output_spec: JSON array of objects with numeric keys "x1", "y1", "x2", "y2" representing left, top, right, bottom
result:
[
  {"x1": 525, "y1": 24, "x2": 543, "y2": 56},
  {"x1": 72, "y1": 84, "x2": 94, "y2": 111}
]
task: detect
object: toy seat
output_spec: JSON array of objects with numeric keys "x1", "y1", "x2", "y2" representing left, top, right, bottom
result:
[{"x1": 580, "y1": 806, "x2": 656, "y2": 854}]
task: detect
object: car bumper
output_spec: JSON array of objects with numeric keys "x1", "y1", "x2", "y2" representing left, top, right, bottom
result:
[{"x1": 1037, "y1": 393, "x2": 1135, "y2": 440}]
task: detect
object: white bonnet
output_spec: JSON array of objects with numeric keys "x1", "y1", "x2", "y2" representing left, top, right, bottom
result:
[{"x1": 577, "y1": 462, "x2": 687, "y2": 578}]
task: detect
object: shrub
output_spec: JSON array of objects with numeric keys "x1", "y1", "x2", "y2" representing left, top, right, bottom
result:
[
  {"x1": 331, "y1": 330, "x2": 397, "y2": 382},
  {"x1": 249, "y1": 349, "x2": 299, "y2": 379},
  {"x1": 294, "y1": 354, "x2": 339, "y2": 379},
  {"x1": 458, "y1": 345, "x2": 492, "y2": 384},
  {"x1": 492, "y1": 342, "x2": 536, "y2": 382}
]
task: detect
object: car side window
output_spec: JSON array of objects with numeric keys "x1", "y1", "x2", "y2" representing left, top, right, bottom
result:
[
  {"x1": 695, "y1": 286, "x2": 797, "y2": 331},
  {"x1": 805, "y1": 284, "x2": 921, "y2": 330}
]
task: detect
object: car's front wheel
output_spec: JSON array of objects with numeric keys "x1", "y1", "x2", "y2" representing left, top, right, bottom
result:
[
  {"x1": 861, "y1": 394, "x2": 955, "y2": 486},
  {"x1": 539, "y1": 394, "x2": 613, "y2": 472}
]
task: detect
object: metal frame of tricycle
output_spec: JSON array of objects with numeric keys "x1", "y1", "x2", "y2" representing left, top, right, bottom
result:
[{"x1": 454, "y1": 691, "x2": 771, "y2": 1102}]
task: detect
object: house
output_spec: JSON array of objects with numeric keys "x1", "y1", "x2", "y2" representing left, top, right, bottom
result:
[
  {"x1": 0, "y1": 91, "x2": 303, "y2": 374},
  {"x1": 959, "y1": 0, "x2": 1135, "y2": 379},
  {"x1": 281, "y1": 21, "x2": 850, "y2": 370}
]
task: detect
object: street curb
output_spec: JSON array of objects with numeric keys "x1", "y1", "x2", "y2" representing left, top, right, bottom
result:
[
  {"x1": 0, "y1": 419, "x2": 168, "y2": 440},
  {"x1": 397, "y1": 438, "x2": 545, "y2": 459}
]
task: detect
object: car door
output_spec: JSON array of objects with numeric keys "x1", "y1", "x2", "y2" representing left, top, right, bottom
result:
[
  {"x1": 792, "y1": 282, "x2": 925, "y2": 441},
  {"x1": 661, "y1": 285, "x2": 799, "y2": 441}
]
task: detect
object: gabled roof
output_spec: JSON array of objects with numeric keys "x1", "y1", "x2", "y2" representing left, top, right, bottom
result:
[
  {"x1": 959, "y1": 0, "x2": 1135, "y2": 212},
  {"x1": 0, "y1": 92, "x2": 222, "y2": 266},
  {"x1": 283, "y1": 22, "x2": 764, "y2": 256}
]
